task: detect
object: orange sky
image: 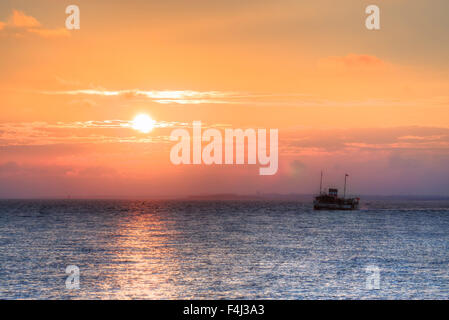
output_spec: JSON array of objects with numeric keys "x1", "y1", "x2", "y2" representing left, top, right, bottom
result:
[{"x1": 1, "y1": 0, "x2": 449, "y2": 197}]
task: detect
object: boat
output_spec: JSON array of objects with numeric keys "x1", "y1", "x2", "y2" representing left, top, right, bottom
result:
[{"x1": 313, "y1": 172, "x2": 360, "y2": 210}]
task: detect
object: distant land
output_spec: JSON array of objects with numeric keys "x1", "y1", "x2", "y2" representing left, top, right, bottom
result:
[
  {"x1": 2, "y1": 193, "x2": 449, "y2": 201},
  {"x1": 185, "y1": 193, "x2": 449, "y2": 201}
]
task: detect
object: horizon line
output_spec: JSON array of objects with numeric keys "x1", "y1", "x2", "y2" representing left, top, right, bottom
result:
[{"x1": 1, "y1": 193, "x2": 449, "y2": 201}]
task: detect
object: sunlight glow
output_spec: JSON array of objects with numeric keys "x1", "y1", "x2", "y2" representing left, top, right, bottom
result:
[{"x1": 132, "y1": 114, "x2": 155, "y2": 133}]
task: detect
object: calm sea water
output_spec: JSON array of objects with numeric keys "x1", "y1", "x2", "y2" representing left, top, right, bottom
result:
[{"x1": 0, "y1": 199, "x2": 448, "y2": 299}]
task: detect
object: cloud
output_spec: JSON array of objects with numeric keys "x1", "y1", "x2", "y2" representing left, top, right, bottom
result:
[
  {"x1": 331, "y1": 54, "x2": 384, "y2": 67},
  {"x1": 288, "y1": 159, "x2": 307, "y2": 177},
  {"x1": 68, "y1": 98, "x2": 98, "y2": 108},
  {"x1": 39, "y1": 85, "x2": 447, "y2": 108},
  {"x1": 317, "y1": 54, "x2": 389, "y2": 73},
  {"x1": 3, "y1": 120, "x2": 449, "y2": 160},
  {"x1": 41, "y1": 89, "x2": 234, "y2": 98},
  {"x1": 0, "y1": 9, "x2": 69, "y2": 38},
  {"x1": 282, "y1": 126, "x2": 449, "y2": 155},
  {"x1": 54, "y1": 76, "x2": 83, "y2": 87},
  {"x1": 0, "y1": 161, "x2": 118, "y2": 179},
  {"x1": 8, "y1": 9, "x2": 41, "y2": 28},
  {"x1": 0, "y1": 120, "x2": 208, "y2": 147},
  {"x1": 27, "y1": 27, "x2": 70, "y2": 38},
  {"x1": 39, "y1": 89, "x2": 244, "y2": 104},
  {"x1": 40, "y1": 87, "x2": 431, "y2": 107}
]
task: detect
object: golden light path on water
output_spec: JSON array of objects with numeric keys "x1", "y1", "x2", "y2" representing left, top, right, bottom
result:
[{"x1": 98, "y1": 208, "x2": 180, "y2": 299}]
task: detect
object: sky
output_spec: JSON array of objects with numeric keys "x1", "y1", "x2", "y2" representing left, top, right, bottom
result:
[{"x1": 1, "y1": 0, "x2": 449, "y2": 198}]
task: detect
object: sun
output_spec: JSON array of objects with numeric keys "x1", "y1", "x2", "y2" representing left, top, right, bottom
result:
[{"x1": 131, "y1": 114, "x2": 156, "y2": 133}]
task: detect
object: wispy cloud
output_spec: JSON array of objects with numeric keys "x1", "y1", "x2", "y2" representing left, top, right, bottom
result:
[
  {"x1": 8, "y1": 9, "x2": 41, "y2": 28},
  {"x1": 0, "y1": 120, "x2": 228, "y2": 146},
  {"x1": 40, "y1": 88, "x2": 442, "y2": 107},
  {"x1": 27, "y1": 28, "x2": 70, "y2": 38},
  {"x1": 40, "y1": 89, "x2": 267, "y2": 105},
  {"x1": 281, "y1": 126, "x2": 449, "y2": 155},
  {"x1": 0, "y1": 9, "x2": 69, "y2": 38},
  {"x1": 39, "y1": 89, "x2": 242, "y2": 104},
  {"x1": 317, "y1": 54, "x2": 388, "y2": 71}
]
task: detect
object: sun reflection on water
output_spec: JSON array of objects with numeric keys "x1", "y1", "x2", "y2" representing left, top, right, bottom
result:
[{"x1": 98, "y1": 209, "x2": 180, "y2": 299}]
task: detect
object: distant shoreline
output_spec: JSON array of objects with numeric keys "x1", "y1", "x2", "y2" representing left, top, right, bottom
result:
[{"x1": 1, "y1": 194, "x2": 449, "y2": 201}]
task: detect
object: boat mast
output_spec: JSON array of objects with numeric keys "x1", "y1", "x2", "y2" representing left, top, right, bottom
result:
[
  {"x1": 343, "y1": 174, "x2": 349, "y2": 199},
  {"x1": 319, "y1": 171, "x2": 323, "y2": 194}
]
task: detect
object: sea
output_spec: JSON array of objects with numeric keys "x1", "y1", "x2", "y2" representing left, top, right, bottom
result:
[{"x1": 0, "y1": 199, "x2": 448, "y2": 299}]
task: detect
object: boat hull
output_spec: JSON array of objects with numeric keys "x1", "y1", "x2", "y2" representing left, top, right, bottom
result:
[
  {"x1": 313, "y1": 202, "x2": 359, "y2": 210},
  {"x1": 313, "y1": 198, "x2": 360, "y2": 211}
]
